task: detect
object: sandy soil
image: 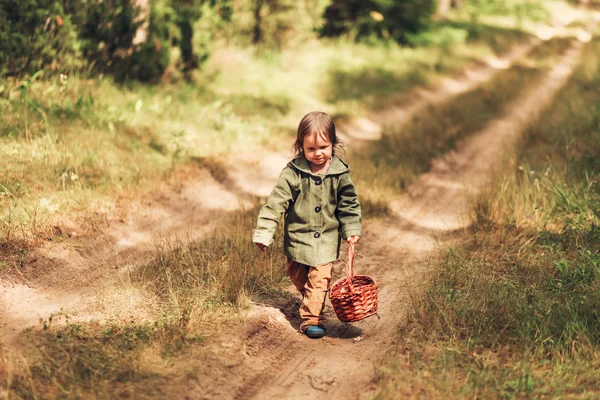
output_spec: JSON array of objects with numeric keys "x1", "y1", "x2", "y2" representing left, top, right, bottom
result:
[{"x1": 0, "y1": 18, "x2": 594, "y2": 399}]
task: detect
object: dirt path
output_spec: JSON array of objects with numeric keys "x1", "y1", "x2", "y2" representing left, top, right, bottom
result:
[{"x1": 228, "y1": 36, "x2": 589, "y2": 400}]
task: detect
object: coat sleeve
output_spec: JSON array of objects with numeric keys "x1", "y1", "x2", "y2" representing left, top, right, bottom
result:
[
  {"x1": 336, "y1": 172, "x2": 362, "y2": 239},
  {"x1": 252, "y1": 167, "x2": 297, "y2": 246}
]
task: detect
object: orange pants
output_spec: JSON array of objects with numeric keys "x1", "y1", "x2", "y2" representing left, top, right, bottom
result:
[{"x1": 286, "y1": 259, "x2": 333, "y2": 332}]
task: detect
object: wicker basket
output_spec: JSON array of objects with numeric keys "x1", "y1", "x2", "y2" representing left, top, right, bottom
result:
[{"x1": 330, "y1": 242, "x2": 378, "y2": 323}]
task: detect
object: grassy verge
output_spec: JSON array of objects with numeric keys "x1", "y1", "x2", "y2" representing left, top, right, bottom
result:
[
  {"x1": 374, "y1": 36, "x2": 600, "y2": 399},
  {"x1": 134, "y1": 205, "x2": 288, "y2": 307},
  {"x1": 3, "y1": 321, "x2": 191, "y2": 399},
  {"x1": 349, "y1": 36, "x2": 573, "y2": 206}
]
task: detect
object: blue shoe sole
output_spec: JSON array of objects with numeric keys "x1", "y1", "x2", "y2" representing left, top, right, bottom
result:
[{"x1": 305, "y1": 326, "x2": 325, "y2": 339}]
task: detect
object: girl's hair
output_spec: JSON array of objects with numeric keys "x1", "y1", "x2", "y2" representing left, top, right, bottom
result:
[{"x1": 293, "y1": 111, "x2": 342, "y2": 156}]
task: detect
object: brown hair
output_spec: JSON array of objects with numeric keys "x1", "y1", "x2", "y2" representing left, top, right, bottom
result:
[{"x1": 293, "y1": 111, "x2": 341, "y2": 156}]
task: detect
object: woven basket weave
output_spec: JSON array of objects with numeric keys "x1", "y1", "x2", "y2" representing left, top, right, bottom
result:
[{"x1": 330, "y1": 242, "x2": 378, "y2": 323}]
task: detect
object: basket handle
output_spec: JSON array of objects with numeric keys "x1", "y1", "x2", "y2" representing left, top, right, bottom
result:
[{"x1": 346, "y1": 242, "x2": 356, "y2": 293}]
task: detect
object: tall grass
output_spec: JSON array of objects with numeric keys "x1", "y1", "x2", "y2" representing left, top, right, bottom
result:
[
  {"x1": 135, "y1": 205, "x2": 288, "y2": 308},
  {"x1": 375, "y1": 36, "x2": 600, "y2": 398},
  {"x1": 4, "y1": 321, "x2": 183, "y2": 399}
]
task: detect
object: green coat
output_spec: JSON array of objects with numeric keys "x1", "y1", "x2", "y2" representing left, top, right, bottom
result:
[{"x1": 252, "y1": 154, "x2": 362, "y2": 266}]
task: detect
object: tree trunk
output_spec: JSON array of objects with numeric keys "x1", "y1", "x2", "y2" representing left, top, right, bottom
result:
[
  {"x1": 253, "y1": 0, "x2": 265, "y2": 43},
  {"x1": 178, "y1": 16, "x2": 196, "y2": 71},
  {"x1": 132, "y1": 0, "x2": 150, "y2": 45},
  {"x1": 436, "y1": 0, "x2": 451, "y2": 18}
]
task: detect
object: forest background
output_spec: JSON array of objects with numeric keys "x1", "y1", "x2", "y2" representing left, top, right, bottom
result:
[{"x1": 1, "y1": 0, "x2": 556, "y2": 82}]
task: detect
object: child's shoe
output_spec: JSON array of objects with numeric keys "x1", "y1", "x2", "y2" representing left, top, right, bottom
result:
[{"x1": 305, "y1": 325, "x2": 325, "y2": 339}]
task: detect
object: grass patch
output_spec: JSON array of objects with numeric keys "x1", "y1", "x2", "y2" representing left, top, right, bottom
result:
[
  {"x1": 135, "y1": 205, "x2": 289, "y2": 307},
  {"x1": 374, "y1": 36, "x2": 600, "y2": 398},
  {"x1": 3, "y1": 318, "x2": 201, "y2": 399}
]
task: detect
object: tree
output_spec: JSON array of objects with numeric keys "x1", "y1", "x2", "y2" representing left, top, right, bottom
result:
[
  {"x1": 251, "y1": 0, "x2": 297, "y2": 48},
  {"x1": 0, "y1": 0, "x2": 79, "y2": 76},
  {"x1": 172, "y1": 0, "x2": 202, "y2": 72},
  {"x1": 436, "y1": 0, "x2": 452, "y2": 19}
]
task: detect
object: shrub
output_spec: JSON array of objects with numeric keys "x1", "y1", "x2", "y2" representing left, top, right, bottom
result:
[
  {"x1": 77, "y1": 0, "x2": 173, "y2": 82},
  {"x1": 0, "y1": 0, "x2": 81, "y2": 77},
  {"x1": 319, "y1": 0, "x2": 435, "y2": 44}
]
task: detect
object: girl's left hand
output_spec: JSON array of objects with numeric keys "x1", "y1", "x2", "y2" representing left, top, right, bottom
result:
[{"x1": 347, "y1": 235, "x2": 361, "y2": 245}]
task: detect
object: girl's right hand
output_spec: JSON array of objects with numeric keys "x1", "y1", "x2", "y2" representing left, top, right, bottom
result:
[
  {"x1": 255, "y1": 243, "x2": 268, "y2": 252},
  {"x1": 346, "y1": 235, "x2": 361, "y2": 245}
]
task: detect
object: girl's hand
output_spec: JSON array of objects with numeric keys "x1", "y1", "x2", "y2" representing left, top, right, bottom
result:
[
  {"x1": 255, "y1": 242, "x2": 268, "y2": 252},
  {"x1": 346, "y1": 235, "x2": 361, "y2": 245}
]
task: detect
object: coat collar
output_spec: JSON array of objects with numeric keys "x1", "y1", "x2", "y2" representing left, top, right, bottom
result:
[{"x1": 288, "y1": 154, "x2": 349, "y2": 176}]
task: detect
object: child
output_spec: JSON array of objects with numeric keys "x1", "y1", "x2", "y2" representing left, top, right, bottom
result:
[{"x1": 253, "y1": 111, "x2": 362, "y2": 339}]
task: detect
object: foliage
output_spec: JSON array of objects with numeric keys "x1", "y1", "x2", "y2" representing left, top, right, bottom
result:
[
  {"x1": 127, "y1": 3, "x2": 173, "y2": 81},
  {"x1": 251, "y1": 0, "x2": 298, "y2": 48},
  {"x1": 77, "y1": 0, "x2": 173, "y2": 82},
  {"x1": 0, "y1": 0, "x2": 560, "y2": 81},
  {"x1": 319, "y1": 0, "x2": 436, "y2": 43},
  {"x1": 0, "y1": 0, "x2": 227, "y2": 81},
  {"x1": 0, "y1": 0, "x2": 81, "y2": 77}
]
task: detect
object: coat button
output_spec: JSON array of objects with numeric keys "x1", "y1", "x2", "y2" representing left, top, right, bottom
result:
[
  {"x1": 315, "y1": 205, "x2": 321, "y2": 213},
  {"x1": 314, "y1": 232, "x2": 321, "y2": 238},
  {"x1": 315, "y1": 179, "x2": 322, "y2": 185}
]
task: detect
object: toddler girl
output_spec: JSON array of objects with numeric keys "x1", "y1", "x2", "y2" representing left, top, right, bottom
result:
[{"x1": 253, "y1": 111, "x2": 362, "y2": 339}]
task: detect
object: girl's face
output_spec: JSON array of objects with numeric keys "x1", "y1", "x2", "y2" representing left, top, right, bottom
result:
[{"x1": 303, "y1": 131, "x2": 333, "y2": 167}]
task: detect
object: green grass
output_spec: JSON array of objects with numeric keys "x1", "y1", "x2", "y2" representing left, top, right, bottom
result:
[
  {"x1": 374, "y1": 36, "x2": 600, "y2": 399},
  {"x1": 323, "y1": 22, "x2": 534, "y2": 111}
]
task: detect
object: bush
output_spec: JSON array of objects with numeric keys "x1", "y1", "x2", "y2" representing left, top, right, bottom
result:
[
  {"x1": 0, "y1": 0, "x2": 173, "y2": 81},
  {"x1": 78, "y1": 0, "x2": 173, "y2": 82},
  {"x1": 0, "y1": 0, "x2": 81, "y2": 77},
  {"x1": 319, "y1": 0, "x2": 435, "y2": 44}
]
